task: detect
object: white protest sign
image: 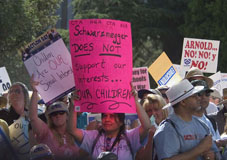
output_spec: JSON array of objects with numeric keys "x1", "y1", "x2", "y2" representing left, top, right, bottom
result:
[
  {"x1": 132, "y1": 67, "x2": 150, "y2": 91},
  {"x1": 22, "y1": 29, "x2": 75, "y2": 105},
  {"x1": 209, "y1": 71, "x2": 223, "y2": 96},
  {"x1": 0, "y1": 67, "x2": 11, "y2": 94},
  {"x1": 9, "y1": 117, "x2": 30, "y2": 160},
  {"x1": 221, "y1": 73, "x2": 227, "y2": 89},
  {"x1": 173, "y1": 64, "x2": 186, "y2": 78},
  {"x1": 180, "y1": 38, "x2": 220, "y2": 73}
]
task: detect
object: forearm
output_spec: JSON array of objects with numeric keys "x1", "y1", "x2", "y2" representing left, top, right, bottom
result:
[
  {"x1": 164, "y1": 145, "x2": 205, "y2": 160},
  {"x1": 29, "y1": 91, "x2": 39, "y2": 121},
  {"x1": 67, "y1": 104, "x2": 83, "y2": 143},
  {"x1": 136, "y1": 100, "x2": 151, "y2": 131},
  {"x1": 29, "y1": 91, "x2": 45, "y2": 135}
]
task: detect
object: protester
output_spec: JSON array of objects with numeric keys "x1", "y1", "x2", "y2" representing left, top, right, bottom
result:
[
  {"x1": 210, "y1": 88, "x2": 227, "y2": 135},
  {"x1": 156, "y1": 85, "x2": 169, "y2": 103},
  {"x1": 185, "y1": 67, "x2": 219, "y2": 115},
  {"x1": 68, "y1": 83, "x2": 152, "y2": 160},
  {"x1": 191, "y1": 80, "x2": 227, "y2": 150},
  {"x1": 210, "y1": 88, "x2": 222, "y2": 107},
  {"x1": 0, "y1": 94, "x2": 7, "y2": 108},
  {"x1": 154, "y1": 79, "x2": 220, "y2": 160},
  {"x1": 29, "y1": 77, "x2": 80, "y2": 160},
  {"x1": 30, "y1": 143, "x2": 55, "y2": 160},
  {"x1": 0, "y1": 82, "x2": 30, "y2": 125},
  {"x1": 135, "y1": 94, "x2": 167, "y2": 160},
  {"x1": 0, "y1": 119, "x2": 18, "y2": 160}
]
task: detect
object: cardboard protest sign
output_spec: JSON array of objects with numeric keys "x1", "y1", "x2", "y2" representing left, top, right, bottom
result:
[
  {"x1": 0, "y1": 67, "x2": 11, "y2": 94},
  {"x1": 173, "y1": 64, "x2": 186, "y2": 79},
  {"x1": 132, "y1": 67, "x2": 150, "y2": 91},
  {"x1": 9, "y1": 117, "x2": 30, "y2": 160},
  {"x1": 209, "y1": 71, "x2": 223, "y2": 96},
  {"x1": 221, "y1": 73, "x2": 227, "y2": 89},
  {"x1": 180, "y1": 38, "x2": 220, "y2": 73},
  {"x1": 21, "y1": 29, "x2": 75, "y2": 105},
  {"x1": 148, "y1": 52, "x2": 182, "y2": 87},
  {"x1": 69, "y1": 19, "x2": 135, "y2": 113}
]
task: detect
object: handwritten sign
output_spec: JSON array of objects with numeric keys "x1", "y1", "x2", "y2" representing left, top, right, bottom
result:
[
  {"x1": 21, "y1": 29, "x2": 75, "y2": 105},
  {"x1": 221, "y1": 73, "x2": 227, "y2": 89},
  {"x1": 9, "y1": 117, "x2": 30, "y2": 160},
  {"x1": 69, "y1": 19, "x2": 135, "y2": 113},
  {"x1": 132, "y1": 67, "x2": 150, "y2": 91},
  {"x1": 209, "y1": 71, "x2": 223, "y2": 96},
  {"x1": 173, "y1": 64, "x2": 186, "y2": 79},
  {"x1": 148, "y1": 52, "x2": 182, "y2": 87},
  {"x1": 180, "y1": 38, "x2": 220, "y2": 73},
  {"x1": 0, "y1": 67, "x2": 11, "y2": 94}
]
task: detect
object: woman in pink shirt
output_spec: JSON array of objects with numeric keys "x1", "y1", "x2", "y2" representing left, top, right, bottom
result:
[{"x1": 29, "y1": 77, "x2": 81, "y2": 160}]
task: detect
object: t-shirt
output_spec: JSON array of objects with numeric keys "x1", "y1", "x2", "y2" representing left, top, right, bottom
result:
[
  {"x1": 195, "y1": 114, "x2": 221, "y2": 141},
  {"x1": 36, "y1": 123, "x2": 80, "y2": 159},
  {"x1": 154, "y1": 113, "x2": 219, "y2": 160},
  {"x1": 80, "y1": 126, "x2": 145, "y2": 160}
]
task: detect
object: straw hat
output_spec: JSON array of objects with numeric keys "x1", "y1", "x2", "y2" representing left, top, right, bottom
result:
[
  {"x1": 185, "y1": 67, "x2": 213, "y2": 88},
  {"x1": 164, "y1": 79, "x2": 204, "y2": 107},
  {"x1": 210, "y1": 87, "x2": 222, "y2": 99}
]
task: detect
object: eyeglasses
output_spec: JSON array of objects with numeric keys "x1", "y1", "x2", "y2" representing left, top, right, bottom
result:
[
  {"x1": 50, "y1": 111, "x2": 65, "y2": 117},
  {"x1": 198, "y1": 91, "x2": 211, "y2": 97},
  {"x1": 9, "y1": 89, "x2": 21, "y2": 94}
]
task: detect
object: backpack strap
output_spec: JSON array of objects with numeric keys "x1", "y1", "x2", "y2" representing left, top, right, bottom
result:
[{"x1": 152, "y1": 118, "x2": 180, "y2": 160}]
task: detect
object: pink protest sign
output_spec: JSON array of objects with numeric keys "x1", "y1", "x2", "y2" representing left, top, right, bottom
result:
[
  {"x1": 180, "y1": 38, "x2": 220, "y2": 73},
  {"x1": 132, "y1": 67, "x2": 150, "y2": 91},
  {"x1": 69, "y1": 19, "x2": 135, "y2": 113}
]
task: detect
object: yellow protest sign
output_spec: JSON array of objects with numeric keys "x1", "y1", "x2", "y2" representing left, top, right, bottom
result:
[{"x1": 148, "y1": 52, "x2": 182, "y2": 87}]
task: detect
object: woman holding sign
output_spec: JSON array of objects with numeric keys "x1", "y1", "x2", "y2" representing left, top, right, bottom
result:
[
  {"x1": 29, "y1": 76, "x2": 82, "y2": 160},
  {"x1": 68, "y1": 84, "x2": 153, "y2": 160}
]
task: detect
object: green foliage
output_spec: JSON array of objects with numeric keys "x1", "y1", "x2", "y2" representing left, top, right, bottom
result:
[
  {"x1": 181, "y1": 0, "x2": 227, "y2": 72},
  {"x1": 0, "y1": 0, "x2": 62, "y2": 87}
]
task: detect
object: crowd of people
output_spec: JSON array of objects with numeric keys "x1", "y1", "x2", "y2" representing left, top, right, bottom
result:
[{"x1": 0, "y1": 66, "x2": 227, "y2": 160}]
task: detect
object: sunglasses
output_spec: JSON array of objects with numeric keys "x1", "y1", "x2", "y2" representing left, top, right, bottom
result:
[
  {"x1": 197, "y1": 91, "x2": 211, "y2": 97},
  {"x1": 50, "y1": 111, "x2": 66, "y2": 117}
]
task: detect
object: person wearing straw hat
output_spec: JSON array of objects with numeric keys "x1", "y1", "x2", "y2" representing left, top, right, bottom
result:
[
  {"x1": 185, "y1": 67, "x2": 219, "y2": 115},
  {"x1": 153, "y1": 79, "x2": 220, "y2": 160}
]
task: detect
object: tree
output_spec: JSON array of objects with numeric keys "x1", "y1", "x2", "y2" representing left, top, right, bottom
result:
[
  {"x1": 71, "y1": 0, "x2": 188, "y2": 86},
  {"x1": 0, "y1": 0, "x2": 62, "y2": 86}
]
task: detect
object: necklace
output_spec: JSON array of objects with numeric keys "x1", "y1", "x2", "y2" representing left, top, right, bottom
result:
[{"x1": 62, "y1": 134, "x2": 67, "y2": 145}]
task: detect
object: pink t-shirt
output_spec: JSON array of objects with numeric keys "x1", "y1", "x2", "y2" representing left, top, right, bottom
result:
[{"x1": 36, "y1": 124, "x2": 80, "y2": 159}]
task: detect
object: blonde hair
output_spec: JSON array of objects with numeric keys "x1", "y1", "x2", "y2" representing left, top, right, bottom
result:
[
  {"x1": 143, "y1": 94, "x2": 168, "y2": 120},
  {"x1": 47, "y1": 113, "x2": 75, "y2": 146}
]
